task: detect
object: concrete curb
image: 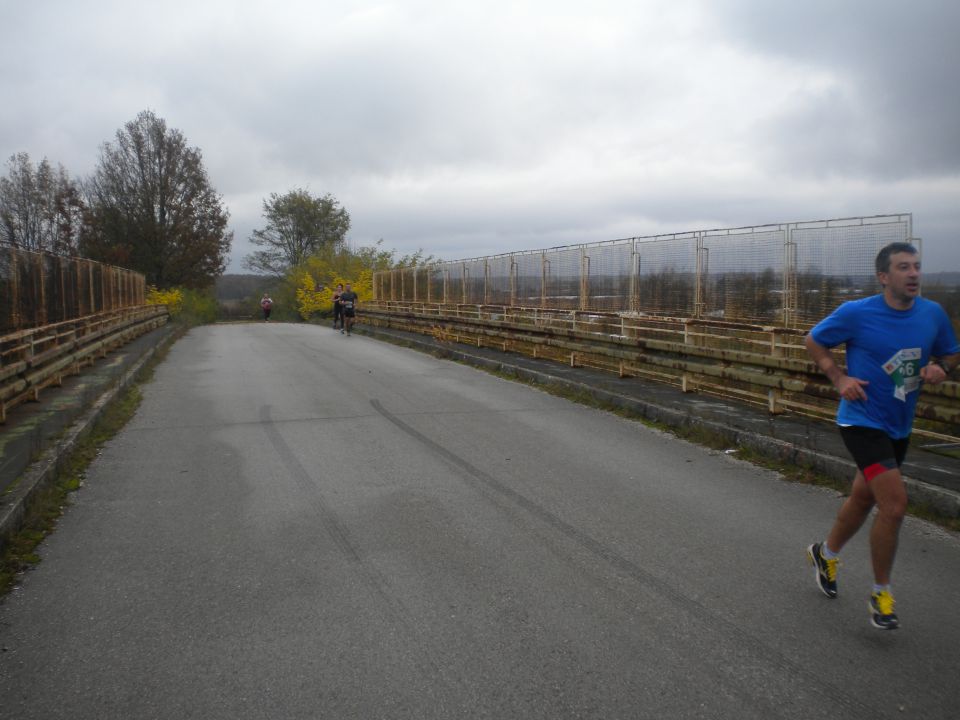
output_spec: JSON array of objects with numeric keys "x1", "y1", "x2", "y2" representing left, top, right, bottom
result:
[
  {"x1": 358, "y1": 325, "x2": 960, "y2": 518},
  {"x1": 0, "y1": 324, "x2": 179, "y2": 548}
]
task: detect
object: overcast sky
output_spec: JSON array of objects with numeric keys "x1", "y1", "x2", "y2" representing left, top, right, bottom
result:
[{"x1": 3, "y1": 0, "x2": 959, "y2": 273}]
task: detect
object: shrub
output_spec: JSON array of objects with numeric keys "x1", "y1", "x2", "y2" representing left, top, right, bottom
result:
[
  {"x1": 146, "y1": 285, "x2": 217, "y2": 325},
  {"x1": 146, "y1": 286, "x2": 184, "y2": 315}
]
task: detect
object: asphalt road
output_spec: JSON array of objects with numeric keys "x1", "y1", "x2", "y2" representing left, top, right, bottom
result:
[{"x1": 1, "y1": 322, "x2": 959, "y2": 719}]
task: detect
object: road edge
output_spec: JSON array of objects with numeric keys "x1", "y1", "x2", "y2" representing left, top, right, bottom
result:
[{"x1": 0, "y1": 324, "x2": 179, "y2": 548}]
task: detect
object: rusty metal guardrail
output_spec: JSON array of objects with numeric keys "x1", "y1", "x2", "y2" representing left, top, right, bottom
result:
[
  {"x1": 0, "y1": 305, "x2": 168, "y2": 422},
  {"x1": 361, "y1": 301, "x2": 960, "y2": 444}
]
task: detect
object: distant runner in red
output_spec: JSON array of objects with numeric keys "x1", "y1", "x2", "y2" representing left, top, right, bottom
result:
[
  {"x1": 260, "y1": 293, "x2": 273, "y2": 322},
  {"x1": 332, "y1": 283, "x2": 344, "y2": 330}
]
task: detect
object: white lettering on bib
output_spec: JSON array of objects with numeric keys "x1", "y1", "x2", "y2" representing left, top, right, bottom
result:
[{"x1": 882, "y1": 348, "x2": 921, "y2": 401}]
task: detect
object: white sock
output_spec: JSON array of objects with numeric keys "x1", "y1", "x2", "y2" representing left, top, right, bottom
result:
[{"x1": 820, "y1": 542, "x2": 838, "y2": 559}]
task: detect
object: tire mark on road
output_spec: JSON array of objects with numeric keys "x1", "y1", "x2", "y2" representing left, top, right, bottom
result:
[
  {"x1": 258, "y1": 404, "x2": 461, "y2": 708},
  {"x1": 370, "y1": 398, "x2": 887, "y2": 720}
]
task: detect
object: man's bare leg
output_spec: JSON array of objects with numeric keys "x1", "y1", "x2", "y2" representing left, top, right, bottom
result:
[
  {"x1": 865, "y1": 468, "x2": 908, "y2": 585},
  {"x1": 826, "y1": 471, "x2": 874, "y2": 554}
]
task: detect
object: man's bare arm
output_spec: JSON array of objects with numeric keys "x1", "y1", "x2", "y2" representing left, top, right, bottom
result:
[{"x1": 804, "y1": 333, "x2": 869, "y2": 401}]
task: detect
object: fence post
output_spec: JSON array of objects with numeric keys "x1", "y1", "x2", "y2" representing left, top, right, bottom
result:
[
  {"x1": 694, "y1": 233, "x2": 706, "y2": 320},
  {"x1": 783, "y1": 225, "x2": 797, "y2": 328},
  {"x1": 540, "y1": 252, "x2": 547, "y2": 309},
  {"x1": 462, "y1": 263, "x2": 468, "y2": 305},
  {"x1": 770, "y1": 328, "x2": 784, "y2": 358},
  {"x1": 768, "y1": 389, "x2": 784, "y2": 414},
  {"x1": 629, "y1": 240, "x2": 639, "y2": 314},
  {"x1": 510, "y1": 256, "x2": 517, "y2": 307},
  {"x1": 36, "y1": 254, "x2": 48, "y2": 326},
  {"x1": 10, "y1": 249, "x2": 21, "y2": 329},
  {"x1": 60, "y1": 256, "x2": 67, "y2": 323},
  {"x1": 484, "y1": 259, "x2": 490, "y2": 305},
  {"x1": 580, "y1": 248, "x2": 589, "y2": 311},
  {"x1": 87, "y1": 261, "x2": 94, "y2": 314}
]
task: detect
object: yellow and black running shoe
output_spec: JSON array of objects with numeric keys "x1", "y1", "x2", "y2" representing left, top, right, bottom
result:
[
  {"x1": 869, "y1": 590, "x2": 899, "y2": 630},
  {"x1": 807, "y1": 542, "x2": 839, "y2": 598}
]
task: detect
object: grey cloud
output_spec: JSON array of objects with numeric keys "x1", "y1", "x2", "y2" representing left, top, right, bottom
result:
[{"x1": 710, "y1": 0, "x2": 960, "y2": 178}]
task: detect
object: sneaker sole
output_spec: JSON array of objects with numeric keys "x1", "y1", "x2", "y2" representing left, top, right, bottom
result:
[{"x1": 806, "y1": 544, "x2": 837, "y2": 599}]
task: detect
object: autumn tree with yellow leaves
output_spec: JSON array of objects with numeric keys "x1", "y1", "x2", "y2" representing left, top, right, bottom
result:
[{"x1": 290, "y1": 241, "x2": 432, "y2": 321}]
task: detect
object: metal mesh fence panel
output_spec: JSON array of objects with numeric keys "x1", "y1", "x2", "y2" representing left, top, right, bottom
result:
[
  {"x1": 792, "y1": 217, "x2": 913, "y2": 325},
  {"x1": 390, "y1": 270, "x2": 403, "y2": 300},
  {"x1": 513, "y1": 252, "x2": 543, "y2": 307},
  {"x1": 77, "y1": 260, "x2": 90, "y2": 316},
  {"x1": 702, "y1": 227, "x2": 786, "y2": 323},
  {"x1": 389, "y1": 269, "x2": 401, "y2": 300},
  {"x1": 19, "y1": 252, "x2": 39, "y2": 324},
  {"x1": 0, "y1": 251, "x2": 14, "y2": 330},
  {"x1": 373, "y1": 215, "x2": 913, "y2": 326},
  {"x1": 45, "y1": 254, "x2": 65, "y2": 325},
  {"x1": 426, "y1": 266, "x2": 444, "y2": 303},
  {"x1": 446, "y1": 264, "x2": 464, "y2": 305},
  {"x1": 397, "y1": 268, "x2": 416, "y2": 302},
  {"x1": 92, "y1": 261, "x2": 104, "y2": 313},
  {"x1": 635, "y1": 234, "x2": 698, "y2": 317},
  {"x1": 411, "y1": 267, "x2": 422, "y2": 302},
  {"x1": 585, "y1": 241, "x2": 634, "y2": 312},
  {"x1": 485, "y1": 256, "x2": 513, "y2": 305},
  {"x1": 104, "y1": 267, "x2": 116, "y2": 312},
  {"x1": 463, "y1": 259, "x2": 486, "y2": 305},
  {"x1": 544, "y1": 246, "x2": 582, "y2": 310}
]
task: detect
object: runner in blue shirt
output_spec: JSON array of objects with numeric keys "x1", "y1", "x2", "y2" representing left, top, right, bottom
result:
[{"x1": 804, "y1": 242, "x2": 960, "y2": 629}]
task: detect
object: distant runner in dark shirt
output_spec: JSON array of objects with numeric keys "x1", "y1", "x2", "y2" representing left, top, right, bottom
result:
[{"x1": 339, "y1": 283, "x2": 358, "y2": 336}]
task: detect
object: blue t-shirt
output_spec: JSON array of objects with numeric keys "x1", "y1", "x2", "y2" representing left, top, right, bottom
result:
[{"x1": 810, "y1": 294, "x2": 960, "y2": 438}]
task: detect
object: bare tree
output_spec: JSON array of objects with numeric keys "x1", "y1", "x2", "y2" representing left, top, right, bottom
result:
[
  {"x1": 243, "y1": 189, "x2": 350, "y2": 276},
  {"x1": 0, "y1": 152, "x2": 84, "y2": 254},
  {"x1": 82, "y1": 110, "x2": 232, "y2": 288}
]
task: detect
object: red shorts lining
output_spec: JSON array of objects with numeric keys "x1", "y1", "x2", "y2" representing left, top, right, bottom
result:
[{"x1": 864, "y1": 461, "x2": 895, "y2": 482}]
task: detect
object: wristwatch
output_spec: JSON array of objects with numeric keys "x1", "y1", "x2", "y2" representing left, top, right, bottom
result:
[{"x1": 935, "y1": 359, "x2": 952, "y2": 374}]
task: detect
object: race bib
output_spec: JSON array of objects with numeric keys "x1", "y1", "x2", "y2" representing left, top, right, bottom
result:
[
  {"x1": 883, "y1": 348, "x2": 921, "y2": 401},
  {"x1": 343, "y1": 300, "x2": 354, "y2": 309}
]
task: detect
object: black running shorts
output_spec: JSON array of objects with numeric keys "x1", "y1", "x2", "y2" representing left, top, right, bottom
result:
[{"x1": 838, "y1": 426, "x2": 909, "y2": 482}]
